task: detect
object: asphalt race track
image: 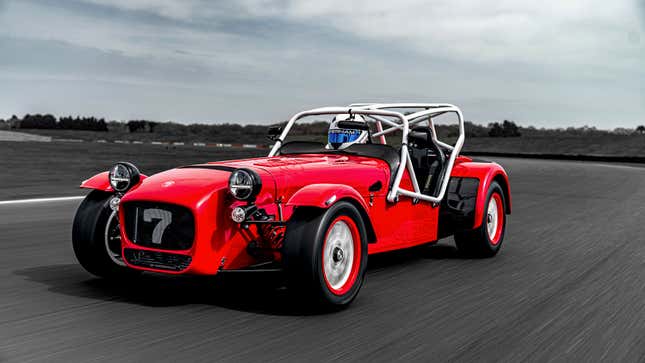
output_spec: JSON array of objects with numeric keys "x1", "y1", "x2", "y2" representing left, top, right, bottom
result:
[{"x1": 2, "y1": 157, "x2": 645, "y2": 362}]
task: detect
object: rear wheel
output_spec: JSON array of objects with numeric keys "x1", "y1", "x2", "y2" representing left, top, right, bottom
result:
[
  {"x1": 454, "y1": 181, "x2": 506, "y2": 257},
  {"x1": 283, "y1": 202, "x2": 368, "y2": 307},
  {"x1": 72, "y1": 190, "x2": 140, "y2": 278}
]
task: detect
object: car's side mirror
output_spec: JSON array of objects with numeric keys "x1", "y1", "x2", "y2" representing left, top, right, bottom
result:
[{"x1": 267, "y1": 126, "x2": 283, "y2": 141}]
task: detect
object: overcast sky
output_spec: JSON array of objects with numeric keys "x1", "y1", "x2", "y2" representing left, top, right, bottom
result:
[{"x1": 0, "y1": 0, "x2": 643, "y2": 128}]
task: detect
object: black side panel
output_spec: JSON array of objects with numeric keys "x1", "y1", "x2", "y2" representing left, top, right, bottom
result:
[{"x1": 438, "y1": 177, "x2": 479, "y2": 238}]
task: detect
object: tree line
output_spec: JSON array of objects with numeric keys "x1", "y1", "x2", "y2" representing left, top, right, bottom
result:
[
  {"x1": 0, "y1": 114, "x2": 644, "y2": 140},
  {"x1": 1, "y1": 114, "x2": 109, "y2": 131}
]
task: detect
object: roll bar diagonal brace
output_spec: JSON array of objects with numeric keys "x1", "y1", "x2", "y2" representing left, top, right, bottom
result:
[{"x1": 268, "y1": 103, "x2": 465, "y2": 204}]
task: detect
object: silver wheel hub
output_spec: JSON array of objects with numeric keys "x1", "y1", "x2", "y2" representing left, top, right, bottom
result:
[
  {"x1": 333, "y1": 247, "x2": 344, "y2": 263},
  {"x1": 323, "y1": 220, "x2": 354, "y2": 290},
  {"x1": 486, "y1": 198, "x2": 499, "y2": 239}
]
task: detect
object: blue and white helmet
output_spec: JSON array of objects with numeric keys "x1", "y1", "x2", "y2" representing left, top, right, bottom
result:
[{"x1": 327, "y1": 114, "x2": 369, "y2": 150}]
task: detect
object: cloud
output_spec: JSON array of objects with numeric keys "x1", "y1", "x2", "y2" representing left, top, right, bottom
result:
[
  {"x1": 80, "y1": 0, "x2": 199, "y2": 20},
  {"x1": 84, "y1": 0, "x2": 643, "y2": 68},
  {"x1": 0, "y1": 0, "x2": 643, "y2": 126},
  {"x1": 67, "y1": 0, "x2": 643, "y2": 86},
  {"x1": 248, "y1": 1, "x2": 644, "y2": 72}
]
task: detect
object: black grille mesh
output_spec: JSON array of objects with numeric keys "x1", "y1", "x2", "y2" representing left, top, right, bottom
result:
[
  {"x1": 124, "y1": 249, "x2": 192, "y2": 271},
  {"x1": 123, "y1": 202, "x2": 195, "y2": 250}
]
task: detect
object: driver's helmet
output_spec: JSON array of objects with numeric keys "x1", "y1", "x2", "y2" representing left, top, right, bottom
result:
[{"x1": 327, "y1": 114, "x2": 369, "y2": 150}]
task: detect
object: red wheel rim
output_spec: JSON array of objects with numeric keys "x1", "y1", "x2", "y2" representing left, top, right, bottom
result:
[
  {"x1": 487, "y1": 193, "x2": 504, "y2": 245},
  {"x1": 322, "y1": 215, "x2": 361, "y2": 296}
]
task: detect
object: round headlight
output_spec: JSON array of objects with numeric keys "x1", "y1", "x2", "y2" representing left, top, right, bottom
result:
[
  {"x1": 109, "y1": 162, "x2": 140, "y2": 193},
  {"x1": 228, "y1": 168, "x2": 262, "y2": 201}
]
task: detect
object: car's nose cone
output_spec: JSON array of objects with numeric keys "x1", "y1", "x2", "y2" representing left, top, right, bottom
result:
[{"x1": 121, "y1": 167, "x2": 231, "y2": 206}]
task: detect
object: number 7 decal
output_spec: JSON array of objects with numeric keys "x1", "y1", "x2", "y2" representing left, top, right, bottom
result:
[{"x1": 143, "y1": 209, "x2": 172, "y2": 244}]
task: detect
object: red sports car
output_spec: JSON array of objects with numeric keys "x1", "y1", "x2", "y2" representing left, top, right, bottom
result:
[{"x1": 73, "y1": 103, "x2": 511, "y2": 307}]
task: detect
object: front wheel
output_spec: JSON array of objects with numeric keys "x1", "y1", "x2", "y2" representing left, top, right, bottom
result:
[
  {"x1": 454, "y1": 181, "x2": 507, "y2": 257},
  {"x1": 72, "y1": 190, "x2": 140, "y2": 279},
  {"x1": 282, "y1": 202, "x2": 368, "y2": 307}
]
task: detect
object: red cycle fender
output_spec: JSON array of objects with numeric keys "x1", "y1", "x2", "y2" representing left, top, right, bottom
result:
[
  {"x1": 80, "y1": 171, "x2": 147, "y2": 192},
  {"x1": 472, "y1": 169, "x2": 511, "y2": 229},
  {"x1": 451, "y1": 161, "x2": 511, "y2": 229},
  {"x1": 286, "y1": 183, "x2": 369, "y2": 211}
]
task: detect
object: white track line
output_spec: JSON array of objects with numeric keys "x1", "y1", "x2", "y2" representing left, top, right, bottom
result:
[{"x1": 0, "y1": 196, "x2": 85, "y2": 205}]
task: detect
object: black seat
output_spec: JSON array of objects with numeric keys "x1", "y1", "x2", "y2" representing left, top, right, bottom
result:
[
  {"x1": 408, "y1": 147, "x2": 444, "y2": 196},
  {"x1": 408, "y1": 128, "x2": 446, "y2": 196}
]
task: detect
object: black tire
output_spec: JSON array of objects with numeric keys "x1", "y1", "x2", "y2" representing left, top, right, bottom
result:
[
  {"x1": 454, "y1": 181, "x2": 507, "y2": 258},
  {"x1": 282, "y1": 201, "x2": 368, "y2": 307},
  {"x1": 72, "y1": 190, "x2": 140, "y2": 279}
]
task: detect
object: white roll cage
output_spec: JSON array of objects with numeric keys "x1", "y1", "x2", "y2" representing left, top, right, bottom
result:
[{"x1": 268, "y1": 103, "x2": 465, "y2": 204}]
